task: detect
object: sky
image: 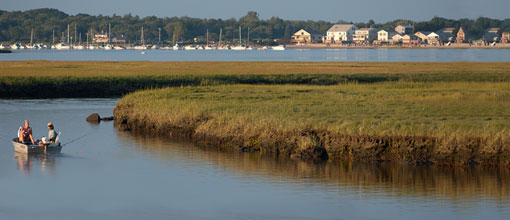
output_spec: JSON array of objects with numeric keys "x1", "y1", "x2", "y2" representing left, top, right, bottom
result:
[{"x1": 3, "y1": 0, "x2": 509, "y2": 22}]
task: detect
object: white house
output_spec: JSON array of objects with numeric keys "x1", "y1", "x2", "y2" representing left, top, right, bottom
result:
[
  {"x1": 377, "y1": 29, "x2": 399, "y2": 42},
  {"x1": 427, "y1": 32, "x2": 440, "y2": 44},
  {"x1": 291, "y1": 29, "x2": 322, "y2": 43},
  {"x1": 391, "y1": 33, "x2": 403, "y2": 43},
  {"x1": 353, "y1": 28, "x2": 378, "y2": 43},
  {"x1": 395, "y1": 25, "x2": 414, "y2": 34},
  {"x1": 326, "y1": 24, "x2": 357, "y2": 43}
]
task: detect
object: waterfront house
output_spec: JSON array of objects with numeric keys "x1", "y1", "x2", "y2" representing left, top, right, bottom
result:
[
  {"x1": 391, "y1": 33, "x2": 403, "y2": 43},
  {"x1": 502, "y1": 32, "x2": 510, "y2": 44},
  {"x1": 326, "y1": 24, "x2": 357, "y2": 43},
  {"x1": 291, "y1": 29, "x2": 322, "y2": 43},
  {"x1": 484, "y1": 28, "x2": 500, "y2": 42},
  {"x1": 402, "y1": 34, "x2": 419, "y2": 44},
  {"x1": 438, "y1": 28, "x2": 455, "y2": 34},
  {"x1": 427, "y1": 32, "x2": 440, "y2": 45},
  {"x1": 456, "y1": 27, "x2": 466, "y2": 43},
  {"x1": 395, "y1": 25, "x2": 413, "y2": 34},
  {"x1": 377, "y1": 29, "x2": 399, "y2": 43},
  {"x1": 414, "y1": 31, "x2": 431, "y2": 43},
  {"x1": 353, "y1": 28, "x2": 378, "y2": 44},
  {"x1": 437, "y1": 28, "x2": 456, "y2": 42},
  {"x1": 93, "y1": 31, "x2": 108, "y2": 43}
]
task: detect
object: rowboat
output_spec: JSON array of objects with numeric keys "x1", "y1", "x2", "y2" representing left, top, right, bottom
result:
[{"x1": 12, "y1": 138, "x2": 62, "y2": 154}]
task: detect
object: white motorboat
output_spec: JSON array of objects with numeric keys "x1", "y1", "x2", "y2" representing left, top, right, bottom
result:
[
  {"x1": 113, "y1": 46, "x2": 125, "y2": 50},
  {"x1": 10, "y1": 43, "x2": 21, "y2": 49},
  {"x1": 184, "y1": 45, "x2": 197, "y2": 50},
  {"x1": 173, "y1": 44, "x2": 183, "y2": 50},
  {"x1": 230, "y1": 45, "x2": 247, "y2": 50},
  {"x1": 75, "y1": 45, "x2": 86, "y2": 50},
  {"x1": 271, "y1": 45, "x2": 286, "y2": 51},
  {"x1": 104, "y1": 44, "x2": 113, "y2": 50},
  {"x1": 53, "y1": 43, "x2": 71, "y2": 50},
  {"x1": 134, "y1": 45, "x2": 147, "y2": 50}
]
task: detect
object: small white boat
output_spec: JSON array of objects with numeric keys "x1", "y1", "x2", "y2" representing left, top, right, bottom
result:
[
  {"x1": 53, "y1": 43, "x2": 71, "y2": 50},
  {"x1": 258, "y1": 46, "x2": 269, "y2": 51},
  {"x1": 10, "y1": 43, "x2": 21, "y2": 49},
  {"x1": 173, "y1": 44, "x2": 183, "y2": 50},
  {"x1": 204, "y1": 45, "x2": 216, "y2": 50},
  {"x1": 75, "y1": 45, "x2": 86, "y2": 50},
  {"x1": 113, "y1": 46, "x2": 125, "y2": 50},
  {"x1": 230, "y1": 45, "x2": 247, "y2": 50},
  {"x1": 0, "y1": 44, "x2": 10, "y2": 49},
  {"x1": 104, "y1": 44, "x2": 113, "y2": 50},
  {"x1": 271, "y1": 45, "x2": 286, "y2": 51},
  {"x1": 134, "y1": 45, "x2": 147, "y2": 50},
  {"x1": 12, "y1": 138, "x2": 62, "y2": 154},
  {"x1": 88, "y1": 45, "x2": 96, "y2": 50},
  {"x1": 184, "y1": 45, "x2": 197, "y2": 50},
  {"x1": 151, "y1": 45, "x2": 159, "y2": 50},
  {"x1": 217, "y1": 45, "x2": 230, "y2": 50}
]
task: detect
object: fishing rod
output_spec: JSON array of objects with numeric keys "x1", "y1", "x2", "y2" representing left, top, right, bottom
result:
[{"x1": 61, "y1": 132, "x2": 93, "y2": 147}]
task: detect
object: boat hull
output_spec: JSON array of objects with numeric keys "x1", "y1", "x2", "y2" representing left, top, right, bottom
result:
[{"x1": 12, "y1": 139, "x2": 62, "y2": 154}]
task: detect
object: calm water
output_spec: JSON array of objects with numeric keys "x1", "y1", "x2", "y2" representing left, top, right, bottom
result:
[
  {"x1": 1, "y1": 48, "x2": 510, "y2": 62},
  {"x1": 1, "y1": 99, "x2": 510, "y2": 220}
]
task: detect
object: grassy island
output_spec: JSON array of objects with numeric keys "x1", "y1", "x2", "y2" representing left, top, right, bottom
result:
[
  {"x1": 114, "y1": 82, "x2": 510, "y2": 166},
  {"x1": 2, "y1": 61, "x2": 510, "y2": 98}
]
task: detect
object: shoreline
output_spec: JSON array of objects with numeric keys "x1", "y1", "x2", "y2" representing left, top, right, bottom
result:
[
  {"x1": 286, "y1": 43, "x2": 510, "y2": 49},
  {"x1": 113, "y1": 84, "x2": 510, "y2": 167}
]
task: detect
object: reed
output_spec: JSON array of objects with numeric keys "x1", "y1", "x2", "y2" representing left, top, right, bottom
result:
[{"x1": 114, "y1": 82, "x2": 510, "y2": 166}]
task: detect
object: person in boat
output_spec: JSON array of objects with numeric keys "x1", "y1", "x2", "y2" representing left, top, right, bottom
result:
[
  {"x1": 18, "y1": 120, "x2": 35, "y2": 145},
  {"x1": 47, "y1": 122, "x2": 58, "y2": 143}
]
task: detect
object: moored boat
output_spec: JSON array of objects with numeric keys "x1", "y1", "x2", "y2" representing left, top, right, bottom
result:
[{"x1": 12, "y1": 138, "x2": 62, "y2": 154}]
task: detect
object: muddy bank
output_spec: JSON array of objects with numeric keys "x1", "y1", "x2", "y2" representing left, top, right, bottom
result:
[{"x1": 114, "y1": 103, "x2": 510, "y2": 166}]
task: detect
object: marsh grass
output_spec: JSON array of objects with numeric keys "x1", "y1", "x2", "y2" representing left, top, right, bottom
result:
[
  {"x1": 115, "y1": 82, "x2": 510, "y2": 165},
  {"x1": 2, "y1": 61, "x2": 510, "y2": 97}
]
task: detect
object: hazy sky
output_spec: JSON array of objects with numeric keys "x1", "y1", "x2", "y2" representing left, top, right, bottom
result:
[{"x1": 3, "y1": 0, "x2": 509, "y2": 22}]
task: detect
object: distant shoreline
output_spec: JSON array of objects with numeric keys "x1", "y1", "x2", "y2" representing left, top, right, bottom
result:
[{"x1": 286, "y1": 43, "x2": 510, "y2": 49}]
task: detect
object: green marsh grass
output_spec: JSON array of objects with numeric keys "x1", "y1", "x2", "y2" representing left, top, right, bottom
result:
[
  {"x1": 2, "y1": 61, "x2": 510, "y2": 97},
  {"x1": 115, "y1": 82, "x2": 510, "y2": 165}
]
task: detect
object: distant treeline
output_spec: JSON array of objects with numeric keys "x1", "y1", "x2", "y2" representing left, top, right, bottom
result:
[{"x1": 1, "y1": 8, "x2": 509, "y2": 44}]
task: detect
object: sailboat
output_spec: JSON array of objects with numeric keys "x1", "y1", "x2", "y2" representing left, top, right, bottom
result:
[
  {"x1": 75, "y1": 33, "x2": 85, "y2": 50},
  {"x1": 135, "y1": 26, "x2": 147, "y2": 51},
  {"x1": 230, "y1": 26, "x2": 246, "y2": 50}
]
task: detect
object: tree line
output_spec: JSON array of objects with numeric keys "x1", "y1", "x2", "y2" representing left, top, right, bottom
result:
[{"x1": 1, "y1": 8, "x2": 509, "y2": 44}]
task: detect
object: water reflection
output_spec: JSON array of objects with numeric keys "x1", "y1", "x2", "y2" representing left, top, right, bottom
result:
[
  {"x1": 116, "y1": 130, "x2": 510, "y2": 203},
  {"x1": 14, "y1": 152, "x2": 57, "y2": 176}
]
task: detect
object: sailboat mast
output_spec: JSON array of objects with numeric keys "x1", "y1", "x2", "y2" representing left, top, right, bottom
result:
[
  {"x1": 30, "y1": 28, "x2": 33, "y2": 45},
  {"x1": 206, "y1": 29, "x2": 209, "y2": 46},
  {"x1": 247, "y1": 27, "x2": 250, "y2": 46},
  {"x1": 219, "y1": 28, "x2": 222, "y2": 45},
  {"x1": 67, "y1": 24, "x2": 70, "y2": 44},
  {"x1": 239, "y1": 26, "x2": 241, "y2": 45},
  {"x1": 141, "y1": 26, "x2": 144, "y2": 45},
  {"x1": 52, "y1": 29, "x2": 55, "y2": 45},
  {"x1": 108, "y1": 23, "x2": 111, "y2": 44},
  {"x1": 86, "y1": 33, "x2": 89, "y2": 47},
  {"x1": 79, "y1": 33, "x2": 81, "y2": 45},
  {"x1": 75, "y1": 23, "x2": 77, "y2": 44}
]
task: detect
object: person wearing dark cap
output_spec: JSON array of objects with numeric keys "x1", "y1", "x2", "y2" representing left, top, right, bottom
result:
[{"x1": 47, "y1": 122, "x2": 58, "y2": 143}]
